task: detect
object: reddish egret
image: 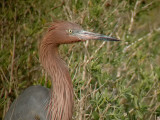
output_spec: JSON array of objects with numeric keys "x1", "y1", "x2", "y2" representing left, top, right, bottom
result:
[{"x1": 4, "y1": 21, "x2": 120, "y2": 120}]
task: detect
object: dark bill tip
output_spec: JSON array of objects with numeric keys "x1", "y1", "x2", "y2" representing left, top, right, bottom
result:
[{"x1": 95, "y1": 35, "x2": 121, "y2": 41}]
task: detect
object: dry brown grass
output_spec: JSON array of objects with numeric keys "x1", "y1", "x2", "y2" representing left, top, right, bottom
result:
[{"x1": 0, "y1": 0, "x2": 160, "y2": 119}]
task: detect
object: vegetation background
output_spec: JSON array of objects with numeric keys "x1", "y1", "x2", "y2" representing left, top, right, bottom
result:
[{"x1": 0, "y1": 0, "x2": 160, "y2": 120}]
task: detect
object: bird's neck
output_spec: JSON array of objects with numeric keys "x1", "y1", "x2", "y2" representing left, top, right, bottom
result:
[{"x1": 40, "y1": 43, "x2": 73, "y2": 120}]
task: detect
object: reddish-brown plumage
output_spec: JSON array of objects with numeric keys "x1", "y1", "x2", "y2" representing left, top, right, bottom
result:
[
  {"x1": 5, "y1": 21, "x2": 120, "y2": 120},
  {"x1": 39, "y1": 21, "x2": 120, "y2": 120},
  {"x1": 39, "y1": 21, "x2": 82, "y2": 120}
]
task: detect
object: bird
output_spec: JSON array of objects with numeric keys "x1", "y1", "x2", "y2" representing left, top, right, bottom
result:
[{"x1": 4, "y1": 21, "x2": 120, "y2": 120}]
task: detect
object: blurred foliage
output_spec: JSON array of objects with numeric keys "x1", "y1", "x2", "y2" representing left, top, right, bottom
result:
[{"x1": 0, "y1": 0, "x2": 160, "y2": 120}]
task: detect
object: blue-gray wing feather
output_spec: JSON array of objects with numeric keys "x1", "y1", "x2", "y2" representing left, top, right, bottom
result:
[{"x1": 4, "y1": 86, "x2": 50, "y2": 120}]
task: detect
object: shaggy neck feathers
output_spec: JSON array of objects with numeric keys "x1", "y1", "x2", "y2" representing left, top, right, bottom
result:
[{"x1": 39, "y1": 37, "x2": 73, "y2": 120}]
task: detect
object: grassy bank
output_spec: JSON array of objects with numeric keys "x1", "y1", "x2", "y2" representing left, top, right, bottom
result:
[{"x1": 0, "y1": 0, "x2": 160, "y2": 119}]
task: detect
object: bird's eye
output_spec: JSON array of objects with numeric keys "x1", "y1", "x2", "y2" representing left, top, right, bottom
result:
[{"x1": 68, "y1": 29, "x2": 72, "y2": 34}]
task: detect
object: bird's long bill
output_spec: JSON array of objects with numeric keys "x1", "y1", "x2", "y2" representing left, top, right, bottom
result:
[{"x1": 74, "y1": 30, "x2": 120, "y2": 41}]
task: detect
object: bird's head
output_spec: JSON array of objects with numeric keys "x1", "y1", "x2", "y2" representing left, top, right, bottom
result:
[{"x1": 44, "y1": 21, "x2": 120, "y2": 45}]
